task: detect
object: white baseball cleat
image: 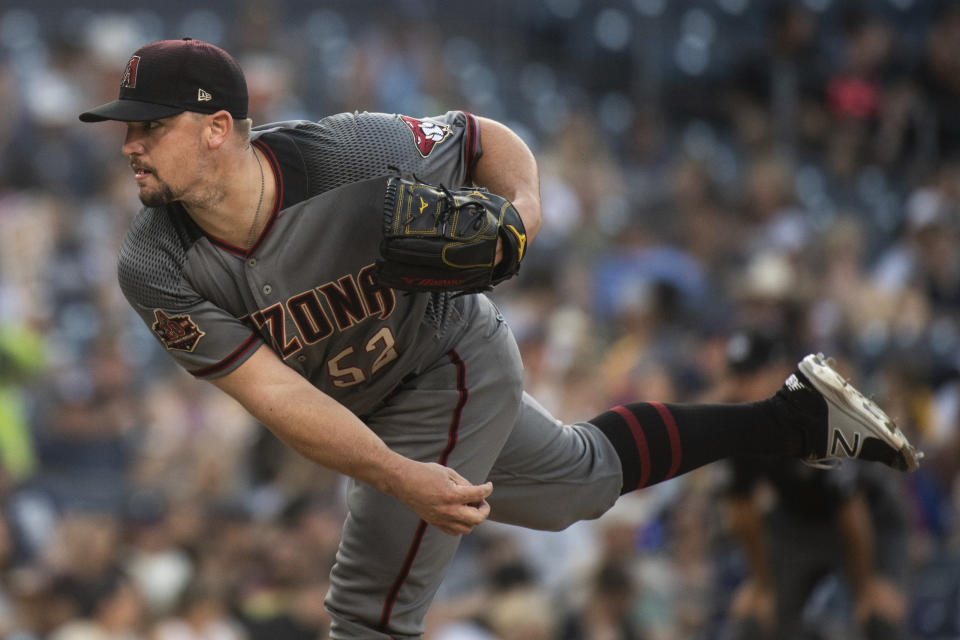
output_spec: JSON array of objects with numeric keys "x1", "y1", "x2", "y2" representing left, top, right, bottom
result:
[{"x1": 779, "y1": 353, "x2": 923, "y2": 472}]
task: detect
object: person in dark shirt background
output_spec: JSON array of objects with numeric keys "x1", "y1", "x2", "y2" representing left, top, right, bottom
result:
[{"x1": 721, "y1": 330, "x2": 911, "y2": 640}]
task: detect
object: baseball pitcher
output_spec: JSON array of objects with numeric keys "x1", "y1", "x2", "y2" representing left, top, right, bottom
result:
[{"x1": 80, "y1": 39, "x2": 921, "y2": 639}]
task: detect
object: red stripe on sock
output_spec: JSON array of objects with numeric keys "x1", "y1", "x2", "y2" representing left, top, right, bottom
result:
[
  {"x1": 650, "y1": 401, "x2": 682, "y2": 480},
  {"x1": 613, "y1": 405, "x2": 650, "y2": 488}
]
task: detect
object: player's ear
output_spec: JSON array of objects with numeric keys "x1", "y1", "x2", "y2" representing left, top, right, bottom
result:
[{"x1": 204, "y1": 110, "x2": 234, "y2": 149}]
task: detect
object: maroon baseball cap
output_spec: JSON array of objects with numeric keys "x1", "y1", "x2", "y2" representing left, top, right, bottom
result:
[{"x1": 79, "y1": 38, "x2": 248, "y2": 123}]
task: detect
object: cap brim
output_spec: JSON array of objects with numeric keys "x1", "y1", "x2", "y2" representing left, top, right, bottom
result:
[{"x1": 78, "y1": 99, "x2": 185, "y2": 123}]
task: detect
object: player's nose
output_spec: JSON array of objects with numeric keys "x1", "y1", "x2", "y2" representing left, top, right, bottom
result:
[{"x1": 121, "y1": 126, "x2": 145, "y2": 156}]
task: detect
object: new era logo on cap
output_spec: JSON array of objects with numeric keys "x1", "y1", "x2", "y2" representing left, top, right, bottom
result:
[{"x1": 78, "y1": 38, "x2": 248, "y2": 123}]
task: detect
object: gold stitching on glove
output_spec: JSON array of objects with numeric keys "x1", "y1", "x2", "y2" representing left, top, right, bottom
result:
[{"x1": 505, "y1": 224, "x2": 526, "y2": 261}]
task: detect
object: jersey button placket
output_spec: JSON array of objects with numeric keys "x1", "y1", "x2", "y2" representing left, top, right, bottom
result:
[{"x1": 262, "y1": 284, "x2": 272, "y2": 295}]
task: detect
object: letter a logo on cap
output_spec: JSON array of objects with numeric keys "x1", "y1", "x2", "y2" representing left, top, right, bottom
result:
[{"x1": 121, "y1": 55, "x2": 141, "y2": 89}]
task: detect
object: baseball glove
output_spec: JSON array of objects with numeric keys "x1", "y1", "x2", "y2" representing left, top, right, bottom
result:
[{"x1": 373, "y1": 177, "x2": 527, "y2": 293}]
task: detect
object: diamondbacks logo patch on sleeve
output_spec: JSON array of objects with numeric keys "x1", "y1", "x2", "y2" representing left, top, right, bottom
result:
[
  {"x1": 398, "y1": 115, "x2": 453, "y2": 158},
  {"x1": 152, "y1": 309, "x2": 205, "y2": 352}
]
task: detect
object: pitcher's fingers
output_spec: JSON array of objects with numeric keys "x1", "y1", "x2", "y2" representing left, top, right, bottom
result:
[
  {"x1": 445, "y1": 468, "x2": 492, "y2": 496},
  {"x1": 455, "y1": 481, "x2": 492, "y2": 504},
  {"x1": 458, "y1": 503, "x2": 490, "y2": 528},
  {"x1": 474, "y1": 499, "x2": 491, "y2": 520},
  {"x1": 444, "y1": 466, "x2": 472, "y2": 485},
  {"x1": 434, "y1": 514, "x2": 472, "y2": 537}
]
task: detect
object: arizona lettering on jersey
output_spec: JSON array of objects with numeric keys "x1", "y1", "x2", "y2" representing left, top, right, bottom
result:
[
  {"x1": 118, "y1": 110, "x2": 481, "y2": 415},
  {"x1": 239, "y1": 263, "x2": 396, "y2": 360}
]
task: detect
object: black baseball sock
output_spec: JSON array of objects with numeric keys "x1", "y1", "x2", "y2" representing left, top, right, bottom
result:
[{"x1": 589, "y1": 400, "x2": 805, "y2": 493}]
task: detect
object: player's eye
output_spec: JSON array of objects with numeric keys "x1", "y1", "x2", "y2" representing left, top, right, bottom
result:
[{"x1": 147, "y1": 121, "x2": 161, "y2": 130}]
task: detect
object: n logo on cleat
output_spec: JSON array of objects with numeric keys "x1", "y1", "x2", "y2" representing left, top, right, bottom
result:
[{"x1": 831, "y1": 430, "x2": 862, "y2": 458}]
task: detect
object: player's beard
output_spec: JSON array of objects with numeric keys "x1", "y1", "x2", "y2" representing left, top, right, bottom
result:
[{"x1": 138, "y1": 177, "x2": 178, "y2": 208}]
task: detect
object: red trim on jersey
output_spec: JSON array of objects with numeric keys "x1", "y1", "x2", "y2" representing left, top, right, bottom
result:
[
  {"x1": 462, "y1": 112, "x2": 478, "y2": 180},
  {"x1": 613, "y1": 405, "x2": 651, "y2": 488},
  {"x1": 189, "y1": 332, "x2": 261, "y2": 378},
  {"x1": 649, "y1": 401, "x2": 682, "y2": 481},
  {"x1": 248, "y1": 139, "x2": 284, "y2": 256},
  {"x1": 378, "y1": 349, "x2": 469, "y2": 632},
  {"x1": 207, "y1": 236, "x2": 247, "y2": 255},
  {"x1": 204, "y1": 140, "x2": 284, "y2": 257}
]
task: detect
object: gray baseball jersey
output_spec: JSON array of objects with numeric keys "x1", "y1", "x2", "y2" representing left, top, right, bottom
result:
[
  {"x1": 119, "y1": 111, "x2": 479, "y2": 417},
  {"x1": 118, "y1": 110, "x2": 625, "y2": 639}
]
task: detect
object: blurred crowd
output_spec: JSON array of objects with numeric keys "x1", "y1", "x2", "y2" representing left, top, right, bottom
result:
[{"x1": 1, "y1": 0, "x2": 960, "y2": 638}]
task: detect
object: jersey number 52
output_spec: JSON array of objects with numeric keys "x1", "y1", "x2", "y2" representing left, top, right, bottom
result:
[{"x1": 326, "y1": 327, "x2": 398, "y2": 388}]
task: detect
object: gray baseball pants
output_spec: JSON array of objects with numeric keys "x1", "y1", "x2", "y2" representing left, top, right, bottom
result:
[{"x1": 325, "y1": 294, "x2": 624, "y2": 638}]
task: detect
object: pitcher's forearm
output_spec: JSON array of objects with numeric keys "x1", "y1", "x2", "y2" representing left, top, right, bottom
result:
[{"x1": 211, "y1": 345, "x2": 412, "y2": 495}]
